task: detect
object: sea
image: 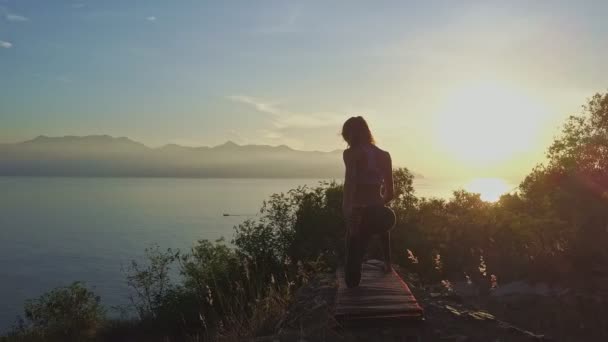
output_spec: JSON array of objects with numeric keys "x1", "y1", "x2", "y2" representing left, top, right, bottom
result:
[{"x1": 0, "y1": 176, "x2": 480, "y2": 331}]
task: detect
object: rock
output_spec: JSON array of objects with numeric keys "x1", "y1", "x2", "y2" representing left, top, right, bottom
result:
[
  {"x1": 440, "y1": 334, "x2": 470, "y2": 341},
  {"x1": 452, "y1": 281, "x2": 480, "y2": 297},
  {"x1": 251, "y1": 336, "x2": 281, "y2": 342},
  {"x1": 491, "y1": 281, "x2": 559, "y2": 297},
  {"x1": 467, "y1": 310, "x2": 495, "y2": 321},
  {"x1": 445, "y1": 305, "x2": 464, "y2": 316}
]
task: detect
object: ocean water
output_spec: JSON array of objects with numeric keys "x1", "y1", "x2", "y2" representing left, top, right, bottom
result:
[{"x1": 0, "y1": 176, "x2": 474, "y2": 330}]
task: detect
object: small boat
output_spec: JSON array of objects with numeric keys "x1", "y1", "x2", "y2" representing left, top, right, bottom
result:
[{"x1": 222, "y1": 213, "x2": 230, "y2": 216}]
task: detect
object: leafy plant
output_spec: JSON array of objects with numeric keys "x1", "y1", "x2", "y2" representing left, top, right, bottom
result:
[{"x1": 9, "y1": 282, "x2": 105, "y2": 342}]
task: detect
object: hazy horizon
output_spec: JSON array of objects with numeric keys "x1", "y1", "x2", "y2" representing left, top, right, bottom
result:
[
  {"x1": 1, "y1": 134, "x2": 343, "y2": 152},
  {"x1": 0, "y1": 134, "x2": 352, "y2": 180}
]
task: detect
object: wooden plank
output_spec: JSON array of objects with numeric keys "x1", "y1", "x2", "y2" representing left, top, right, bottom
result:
[{"x1": 335, "y1": 259, "x2": 424, "y2": 322}]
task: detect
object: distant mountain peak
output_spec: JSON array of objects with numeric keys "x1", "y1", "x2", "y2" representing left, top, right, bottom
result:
[
  {"x1": 214, "y1": 141, "x2": 240, "y2": 149},
  {"x1": 276, "y1": 144, "x2": 292, "y2": 151},
  {"x1": 0, "y1": 135, "x2": 398, "y2": 178},
  {"x1": 15, "y1": 135, "x2": 341, "y2": 154},
  {"x1": 24, "y1": 135, "x2": 65, "y2": 144},
  {"x1": 22, "y1": 135, "x2": 146, "y2": 148},
  {"x1": 31, "y1": 135, "x2": 50, "y2": 141}
]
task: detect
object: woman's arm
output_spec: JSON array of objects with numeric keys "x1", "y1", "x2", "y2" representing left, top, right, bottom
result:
[
  {"x1": 382, "y1": 152, "x2": 394, "y2": 204},
  {"x1": 342, "y1": 149, "x2": 357, "y2": 217}
]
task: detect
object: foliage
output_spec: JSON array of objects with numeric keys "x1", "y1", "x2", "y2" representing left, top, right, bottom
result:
[
  {"x1": 109, "y1": 182, "x2": 339, "y2": 340},
  {"x1": 3, "y1": 282, "x2": 105, "y2": 342},
  {"x1": 519, "y1": 92, "x2": 608, "y2": 276},
  {"x1": 125, "y1": 245, "x2": 179, "y2": 321}
]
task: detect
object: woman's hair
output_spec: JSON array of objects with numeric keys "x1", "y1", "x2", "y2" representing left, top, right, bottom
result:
[{"x1": 341, "y1": 116, "x2": 375, "y2": 147}]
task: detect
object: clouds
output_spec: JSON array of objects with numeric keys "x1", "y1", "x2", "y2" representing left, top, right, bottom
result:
[
  {"x1": 227, "y1": 95, "x2": 281, "y2": 116},
  {"x1": 374, "y1": 4, "x2": 604, "y2": 92},
  {"x1": 227, "y1": 95, "x2": 347, "y2": 150},
  {"x1": 253, "y1": 5, "x2": 301, "y2": 35},
  {"x1": 0, "y1": 6, "x2": 28, "y2": 22},
  {"x1": 6, "y1": 13, "x2": 27, "y2": 22},
  {"x1": 227, "y1": 95, "x2": 345, "y2": 130},
  {"x1": 146, "y1": 16, "x2": 156, "y2": 22},
  {"x1": 1, "y1": 7, "x2": 27, "y2": 49}
]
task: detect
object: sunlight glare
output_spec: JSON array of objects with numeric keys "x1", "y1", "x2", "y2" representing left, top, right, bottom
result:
[
  {"x1": 433, "y1": 81, "x2": 550, "y2": 166},
  {"x1": 466, "y1": 178, "x2": 511, "y2": 202}
]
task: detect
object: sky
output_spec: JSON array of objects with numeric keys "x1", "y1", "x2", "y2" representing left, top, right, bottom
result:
[{"x1": 1, "y1": 0, "x2": 607, "y2": 182}]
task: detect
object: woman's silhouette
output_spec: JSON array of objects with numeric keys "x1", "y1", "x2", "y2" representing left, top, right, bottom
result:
[{"x1": 341, "y1": 116, "x2": 396, "y2": 288}]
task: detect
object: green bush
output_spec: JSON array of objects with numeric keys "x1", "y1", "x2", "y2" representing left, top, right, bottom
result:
[
  {"x1": 5, "y1": 282, "x2": 105, "y2": 342},
  {"x1": 125, "y1": 245, "x2": 179, "y2": 321},
  {"x1": 112, "y1": 183, "x2": 341, "y2": 340}
]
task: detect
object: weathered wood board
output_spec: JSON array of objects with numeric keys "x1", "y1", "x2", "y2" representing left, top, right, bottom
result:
[{"x1": 335, "y1": 260, "x2": 424, "y2": 323}]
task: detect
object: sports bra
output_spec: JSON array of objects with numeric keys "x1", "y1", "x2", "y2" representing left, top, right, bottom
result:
[{"x1": 356, "y1": 145, "x2": 383, "y2": 185}]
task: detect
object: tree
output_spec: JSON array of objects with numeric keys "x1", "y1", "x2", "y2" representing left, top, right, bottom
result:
[
  {"x1": 18, "y1": 282, "x2": 105, "y2": 341},
  {"x1": 521, "y1": 92, "x2": 608, "y2": 271}
]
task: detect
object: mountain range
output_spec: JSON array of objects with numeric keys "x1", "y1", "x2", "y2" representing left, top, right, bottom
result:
[{"x1": 0, "y1": 135, "x2": 345, "y2": 178}]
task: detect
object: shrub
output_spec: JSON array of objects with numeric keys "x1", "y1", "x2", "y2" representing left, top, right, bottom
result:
[
  {"x1": 7, "y1": 282, "x2": 105, "y2": 342},
  {"x1": 125, "y1": 245, "x2": 179, "y2": 321}
]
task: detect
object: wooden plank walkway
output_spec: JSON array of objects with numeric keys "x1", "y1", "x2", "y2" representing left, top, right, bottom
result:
[{"x1": 335, "y1": 260, "x2": 424, "y2": 323}]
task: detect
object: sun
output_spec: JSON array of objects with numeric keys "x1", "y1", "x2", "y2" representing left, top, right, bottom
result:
[
  {"x1": 433, "y1": 81, "x2": 550, "y2": 166},
  {"x1": 466, "y1": 178, "x2": 512, "y2": 202}
]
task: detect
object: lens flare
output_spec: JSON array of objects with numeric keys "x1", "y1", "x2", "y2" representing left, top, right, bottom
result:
[{"x1": 466, "y1": 177, "x2": 511, "y2": 202}]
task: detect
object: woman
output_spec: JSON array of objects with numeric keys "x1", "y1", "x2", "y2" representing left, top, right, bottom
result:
[{"x1": 341, "y1": 116, "x2": 396, "y2": 288}]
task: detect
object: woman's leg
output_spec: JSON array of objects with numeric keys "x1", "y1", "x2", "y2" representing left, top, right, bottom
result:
[
  {"x1": 345, "y1": 209, "x2": 363, "y2": 287},
  {"x1": 381, "y1": 230, "x2": 392, "y2": 273}
]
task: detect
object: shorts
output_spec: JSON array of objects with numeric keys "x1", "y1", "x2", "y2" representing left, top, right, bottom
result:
[{"x1": 353, "y1": 205, "x2": 396, "y2": 235}]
